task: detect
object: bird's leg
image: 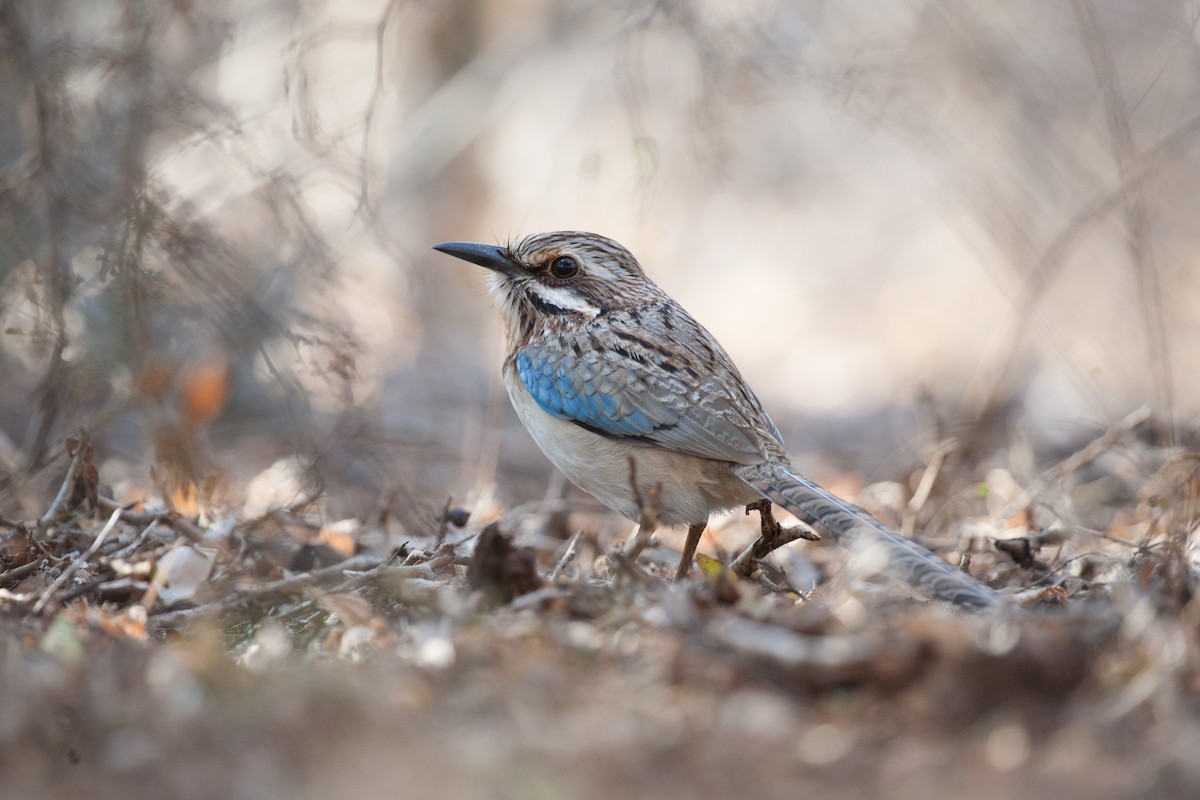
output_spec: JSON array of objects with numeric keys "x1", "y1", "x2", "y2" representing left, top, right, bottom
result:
[
  {"x1": 674, "y1": 522, "x2": 707, "y2": 581},
  {"x1": 749, "y1": 499, "x2": 782, "y2": 539},
  {"x1": 730, "y1": 499, "x2": 820, "y2": 578}
]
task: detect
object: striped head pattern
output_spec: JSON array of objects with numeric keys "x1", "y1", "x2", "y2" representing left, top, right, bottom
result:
[{"x1": 433, "y1": 231, "x2": 667, "y2": 343}]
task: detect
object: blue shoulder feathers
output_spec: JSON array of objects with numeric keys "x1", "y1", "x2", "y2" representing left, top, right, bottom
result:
[{"x1": 514, "y1": 350, "x2": 657, "y2": 437}]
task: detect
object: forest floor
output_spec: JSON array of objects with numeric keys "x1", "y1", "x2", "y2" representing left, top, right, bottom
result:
[{"x1": 2, "y1": 416, "x2": 1200, "y2": 800}]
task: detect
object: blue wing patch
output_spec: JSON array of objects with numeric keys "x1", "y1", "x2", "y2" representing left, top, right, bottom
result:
[
  {"x1": 513, "y1": 342, "x2": 768, "y2": 465},
  {"x1": 515, "y1": 350, "x2": 658, "y2": 437}
]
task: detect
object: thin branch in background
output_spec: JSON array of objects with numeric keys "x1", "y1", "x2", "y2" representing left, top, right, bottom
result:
[
  {"x1": 354, "y1": 0, "x2": 403, "y2": 219},
  {"x1": 0, "y1": 1, "x2": 71, "y2": 471},
  {"x1": 962, "y1": 108, "x2": 1200, "y2": 428},
  {"x1": 994, "y1": 404, "x2": 1152, "y2": 521},
  {"x1": 1074, "y1": 0, "x2": 1176, "y2": 446},
  {"x1": 936, "y1": 1, "x2": 1200, "y2": 433}
]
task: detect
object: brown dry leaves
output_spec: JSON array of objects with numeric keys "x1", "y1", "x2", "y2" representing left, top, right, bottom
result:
[{"x1": 2, "y1": 431, "x2": 1200, "y2": 800}]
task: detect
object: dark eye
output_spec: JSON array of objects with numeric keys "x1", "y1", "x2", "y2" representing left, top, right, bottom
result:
[{"x1": 548, "y1": 255, "x2": 579, "y2": 279}]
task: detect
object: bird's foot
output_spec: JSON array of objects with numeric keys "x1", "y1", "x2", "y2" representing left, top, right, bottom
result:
[{"x1": 730, "y1": 499, "x2": 819, "y2": 578}]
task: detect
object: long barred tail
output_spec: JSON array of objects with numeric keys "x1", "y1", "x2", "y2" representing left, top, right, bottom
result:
[{"x1": 736, "y1": 462, "x2": 1002, "y2": 611}]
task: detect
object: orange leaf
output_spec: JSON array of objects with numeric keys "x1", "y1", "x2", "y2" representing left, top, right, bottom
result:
[
  {"x1": 180, "y1": 359, "x2": 231, "y2": 428},
  {"x1": 318, "y1": 519, "x2": 360, "y2": 557}
]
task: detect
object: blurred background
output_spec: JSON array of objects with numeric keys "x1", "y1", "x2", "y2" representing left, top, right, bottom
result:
[{"x1": 1, "y1": 0, "x2": 1198, "y2": 527}]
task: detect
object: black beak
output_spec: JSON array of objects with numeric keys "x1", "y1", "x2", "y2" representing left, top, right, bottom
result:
[{"x1": 432, "y1": 241, "x2": 521, "y2": 275}]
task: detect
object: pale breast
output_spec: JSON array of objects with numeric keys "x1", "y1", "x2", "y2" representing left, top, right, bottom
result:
[{"x1": 502, "y1": 365, "x2": 757, "y2": 527}]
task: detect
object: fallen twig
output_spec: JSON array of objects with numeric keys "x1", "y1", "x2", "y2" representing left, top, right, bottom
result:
[
  {"x1": 435, "y1": 496, "x2": 453, "y2": 547},
  {"x1": 904, "y1": 438, "x2": 957, "y2": 535},
  {"x1": 58, "y1": 577, "x2": 152, "y2": 604},
  {"x1": 97, "y1": 496, "x2": 206, "y2": 543},
  {"x1": 607, "y1": 550, "x2": 655, "y2": 586},
  {"x1": 0, "y1": 557, "x2": 54, "y2": 586},
  {"x1": 623, "y1": 456, "x2": 662, "y2": 561},
  {"x1": 222, "y1": 553, "x2": 386, "y2": 599},
  {"x1": 149, "y1": 553, "x2": 386, "y2": 630},
  {"x1": 32, "y1": 506, "x2": 123, "y2": 614},
  {"x1": 104, "y1": 514, "x2": 167, "y2": 561},
  {"x1": 38, "y1": 440, "x2": 84, "y2": 527},
  {"x1": 509, "y1": 585, "x2": 570, "y2": 611},
  {"x1": 550, "y1": 529, "x2": 584, "y2": 582}
]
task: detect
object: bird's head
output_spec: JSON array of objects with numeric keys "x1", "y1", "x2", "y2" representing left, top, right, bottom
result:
[{"x1": 433, "y1": 232, "x2": 662, "y2": 336}]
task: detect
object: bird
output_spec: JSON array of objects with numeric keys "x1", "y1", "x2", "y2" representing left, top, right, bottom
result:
[{"x1": 433, "y1": 231, "x2": 1002, "y2": 610}]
